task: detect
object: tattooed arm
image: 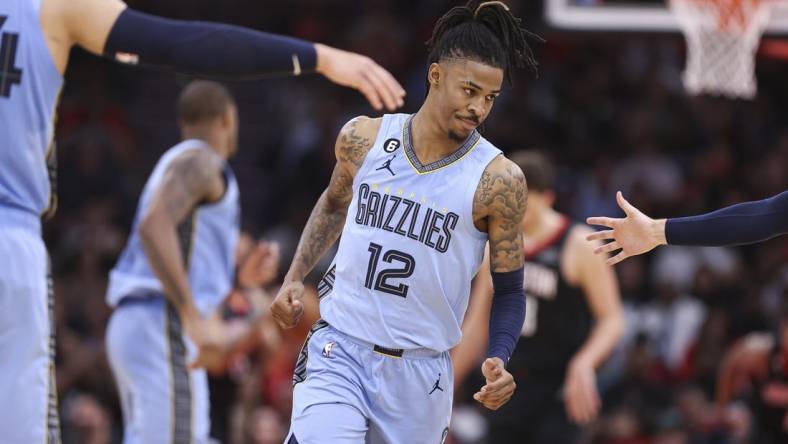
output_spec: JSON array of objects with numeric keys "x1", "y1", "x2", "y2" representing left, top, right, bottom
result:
[
  {"x1": 470, "y1": 155, "x2": 528, "y2": 411},
  {"x1": 473, "y1": 156, "x2": 527, "y2": 272},
  {"x1": 138, "y1": 148, "x2": 225, "y2": 321},
  {"x1": 270, "y1": 116, "x2": 380, "y2": 329}
]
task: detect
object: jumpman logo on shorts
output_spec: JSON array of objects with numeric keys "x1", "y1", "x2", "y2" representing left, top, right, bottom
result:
[
  {"x1": 375, "y1": 155, "x2": 396, "y2": 176},
  {"x1": 429, "y1": 373, "x2": 444, "y2": 395}
]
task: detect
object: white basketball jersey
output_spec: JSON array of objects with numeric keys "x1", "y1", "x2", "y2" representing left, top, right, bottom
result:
[
  {"x1": 0, "y1": 0, "x2": 63, "y2": 219},
  {"x1": 320, "y1": 113, "x2": 501, "y2": 352},
  {"x1": 107, "y1": 140, "x2": 240, "y2": 317}
]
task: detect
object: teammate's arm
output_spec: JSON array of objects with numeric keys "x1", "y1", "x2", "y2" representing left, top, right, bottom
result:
[
  {"x1": 587, "y1": 190, "x2": 788, "y2": 265},
  {"x1": 563, "y1": 226, "x2": 624, "y2": 424},
  {"x1": 470, "y1": 156, "x2": 528, "y2": 410},
  {"x1": 269, "y1": 116, "x2": 379, "y2": 329},
  {"x1": 45, "y1": 0, "x2": 404, "y2": 110},
  {"x1": 138, "y1": 149, "x2": 225, "y2": 334}
]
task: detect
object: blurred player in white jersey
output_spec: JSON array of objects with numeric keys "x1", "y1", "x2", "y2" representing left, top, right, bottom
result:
[{"x1": 106, "y1": 81, "x2": 279, "y2": 443}]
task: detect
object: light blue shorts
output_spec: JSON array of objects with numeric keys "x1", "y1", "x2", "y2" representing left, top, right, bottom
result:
[
  {"x1": 106, "y1": 296, "x2": 211, "y2": 444},
  {"x1": 286, "y1": 320, "x2": 452, "y2": 444},
  {"x1": 0, "y1": 215, "x2": 60, "y2": 444}
]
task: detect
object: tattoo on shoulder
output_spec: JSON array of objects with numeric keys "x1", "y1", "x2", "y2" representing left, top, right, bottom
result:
[
  {"x1": 337, "y1": 117, "x2": 375, "y2": 168},
  {"x1": 164, "y1": 150, "x2": 225, "y2": 219},
  {"x1": 328, "y1": 117, "x2": 377, "y2": 205},
  {"x1": 474, "y1": 158, "x2": 528, "y2": 272}
]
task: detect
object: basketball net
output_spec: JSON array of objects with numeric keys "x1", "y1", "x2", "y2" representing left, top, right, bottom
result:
[{"x1": 670, "y1": 0, "x2": 773, "y2": 99}]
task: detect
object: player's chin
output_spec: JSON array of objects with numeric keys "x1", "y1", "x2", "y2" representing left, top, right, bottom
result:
[{"x1": 448, "y1": 126, "x2": 473, "y2": 142}]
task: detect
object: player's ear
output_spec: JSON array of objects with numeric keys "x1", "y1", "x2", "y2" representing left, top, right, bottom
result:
[
  {"x1": 427, "y1": 62, "x2": 442, "y2": 89},
  {"x1": 218, "y1": 106, "x2": 233, "y2": 129}
]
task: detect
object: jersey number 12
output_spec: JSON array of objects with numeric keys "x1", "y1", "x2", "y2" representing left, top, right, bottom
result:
[{"x1": 364, "y1": 242, "x2": 415, "y2": 298}]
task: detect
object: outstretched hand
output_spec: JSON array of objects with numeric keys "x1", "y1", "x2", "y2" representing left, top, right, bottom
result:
[
  {"x1": 473, "y1": 358, "x2": 516, "y2": 411},
  {"x1": 586, "y1": 191, "x2": 667, "y2": 265},
  {"x1": 315, "y1": 44, "x2": 405, "y2": 111}
]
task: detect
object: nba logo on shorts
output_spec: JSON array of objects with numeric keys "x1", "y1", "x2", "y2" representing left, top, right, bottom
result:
[
  {"x1": 322, "y1": 341, "x2": 336, "y2": 358},
  {"x1": 441, "y1": 427, "x2": 449, "y2": 443}
]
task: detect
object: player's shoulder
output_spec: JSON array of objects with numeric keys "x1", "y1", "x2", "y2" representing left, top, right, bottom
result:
[
  {"x1": 725, "y1": 332, "x2": 774, "y2": 366},
  {"x1": 563, "y1": 221, "x2": 600, "y2": 263},
  {"x1": 739, "y1": 332, "x2": 774, "y2": 352},
  {"x1": 41, "y1": 0, "x2": 95, "y2": 29},
  {"x1": 162, "y1": 145, "x2": 226, "y2": 200},
  {"x1": 481, "y1": 155, "x2": 527, "y2": 192},
  {"x1": 334, "y1": 115, "x2": 382, "y2": 165},
  {"x1": 475, "y1": 133, "x2": 503, "y2": 152},
  {"x1": 337, "y1": 115, "x2": 383, "y2": 139},
  {"x1": 167, "y1": 143, "x2": 224, "y2": 175},
  {"x1": 567, "y1": 223, "x2": 595, "y2": 249},
  {"x1": 473, "y1": 155, "x2": 527, "y2": 216}
]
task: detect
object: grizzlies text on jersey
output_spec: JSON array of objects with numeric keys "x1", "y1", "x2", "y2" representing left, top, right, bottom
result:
[{"x1": 321, "y1": 113, "x2": 502, "y2": 352}]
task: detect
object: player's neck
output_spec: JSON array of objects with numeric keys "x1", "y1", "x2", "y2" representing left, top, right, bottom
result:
[
  {"x1": 522, "y1": 208, "x2": 563, "y2": 242},
  {"x1": 181, "y1": 129, "x2": 228, "y2": 158},
  {"x1": 411, "y1": 107, "x2": 466, "y2": 163}
]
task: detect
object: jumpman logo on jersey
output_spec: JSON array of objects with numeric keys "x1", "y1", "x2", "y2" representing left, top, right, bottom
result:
[
  {"x1": 375, "y1": 154, "x2": 396, "y2": 176},
  {"x1": 429, "y1": 373, "x2": 443, "y2": 395}
]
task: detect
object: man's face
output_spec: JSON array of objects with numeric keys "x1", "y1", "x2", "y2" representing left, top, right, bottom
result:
[{"x1": 428, "y1": 59, "x2": 504, "y2": 142}]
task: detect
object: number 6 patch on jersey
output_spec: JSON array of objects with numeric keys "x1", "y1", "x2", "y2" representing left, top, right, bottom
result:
[{"x1": 382, "y1": 138, "x2": 400, "y2": 153}]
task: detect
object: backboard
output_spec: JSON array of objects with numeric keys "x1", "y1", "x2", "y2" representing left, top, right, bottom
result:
[{"x1": 546, "y1": 0, "x2": 788, "y2": 33}]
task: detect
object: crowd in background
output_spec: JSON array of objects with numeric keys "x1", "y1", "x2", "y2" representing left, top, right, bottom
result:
[{"x1": 46, "y1": 1, "x2": 788, "y2": 443}]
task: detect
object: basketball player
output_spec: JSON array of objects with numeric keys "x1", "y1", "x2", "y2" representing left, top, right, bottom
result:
[
  {"x1": 716, "y1": 306, "x2": 788, "y2": 444},
  {"x1": 268, "y1": 1, "x2": 540, "y2": 442},
  {"x1": 106, "y1": 80, "x2": 266, "y2": 443},
  {"x1": 452, "y1": 151, "x2": 624, "y2": 443},
  {"x1": 0, "y1": 0, "x2": 403, "y2": 441},
  {"x1": 587, "y1": 190, "x2": 788, "y2": 265}
]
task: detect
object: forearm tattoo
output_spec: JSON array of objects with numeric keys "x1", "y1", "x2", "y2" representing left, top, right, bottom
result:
[{"x1": 289, "y1": 118, "x2": 373, "y2": 280}]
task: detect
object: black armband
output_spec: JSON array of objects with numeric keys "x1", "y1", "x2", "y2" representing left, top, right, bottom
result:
[
  {"x1": 487, "y1": 268, "x2": 526, "y2": 364},
  {"x1": 666, "y1": 191, "x2": 788, "y2": 246},
  {"x1": 104, "y1": 9, "x2": 317, "y2": 79}
]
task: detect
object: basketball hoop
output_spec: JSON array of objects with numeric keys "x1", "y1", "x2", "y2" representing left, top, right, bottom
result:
[{"x1": 670, "y1": 0, "x2": 773, "y2": 99}]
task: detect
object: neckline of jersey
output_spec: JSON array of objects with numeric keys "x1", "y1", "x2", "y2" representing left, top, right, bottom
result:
[{"x1": 401, "y1": 114, "x2": 481, "y2": 175}]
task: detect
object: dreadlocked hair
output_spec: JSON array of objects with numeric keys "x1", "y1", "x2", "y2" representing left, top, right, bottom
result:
[{"x1": 425, "y1": 1, "x2": 541, "y2": 85}]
